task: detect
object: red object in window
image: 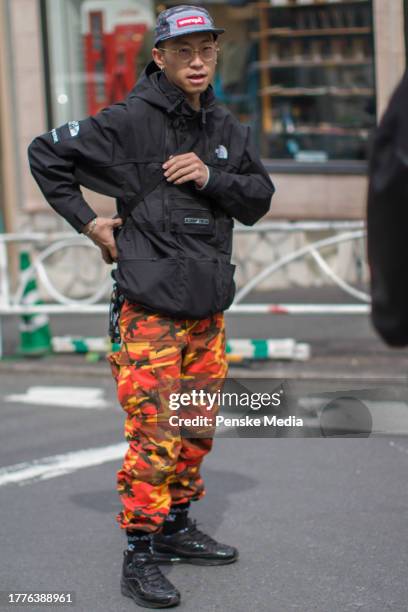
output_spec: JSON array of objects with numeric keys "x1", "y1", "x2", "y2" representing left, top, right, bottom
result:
[
  {"x1": 105, "y1": 23, "x2": 146, "y2": 107},
  {"x1": 83, "y1": 5, "x2": 148, "y2": 115}
]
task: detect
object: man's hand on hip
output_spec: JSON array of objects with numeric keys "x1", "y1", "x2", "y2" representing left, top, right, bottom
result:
[
  {"x1": 82, "y1": 217, "x2": 122, "y2": 264},
  {"x1": 163, "y1": 153, "x2": 209, "y2": 188}
]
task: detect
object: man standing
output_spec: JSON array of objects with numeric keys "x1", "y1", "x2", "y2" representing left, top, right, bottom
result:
[{"x1": 28, "y1": 5, "x2": 275, "y2": 608}]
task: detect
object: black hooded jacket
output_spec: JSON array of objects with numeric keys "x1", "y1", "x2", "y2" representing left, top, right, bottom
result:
[{"x1": 28, "y1": 61, "x2": 275, "y2": 318}]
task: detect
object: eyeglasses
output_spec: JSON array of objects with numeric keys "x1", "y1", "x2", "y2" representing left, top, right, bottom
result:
[{"x1": 157, "y1": 43, "x2": 219, "y2": 64}]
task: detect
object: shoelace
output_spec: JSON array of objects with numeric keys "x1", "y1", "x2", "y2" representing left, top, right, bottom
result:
[
  {"x1": 131, "y1": 558, "x2": 170, "y2": 589},
  {"x1": 182, "y1": 519, "x2": 218, "y2": 547}
]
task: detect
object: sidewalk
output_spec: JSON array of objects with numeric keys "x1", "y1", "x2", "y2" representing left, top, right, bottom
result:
[{"x1": 1, "y1": 287, "x2": 407, "y2": 380}]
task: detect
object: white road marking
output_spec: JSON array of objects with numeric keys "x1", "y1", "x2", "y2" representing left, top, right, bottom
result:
[
  {"x1": 0, "y1": 443, "x2": 127, "y2": 487},
  {"x1": 366, "y1": 401, "x2": 408, "y2": 433},
  {"x1": 298, "y1": 397, "x2": 408, "y2": 434},
  {"x1": 5, "y1": 386, "x2": 110, "y2": 410}
]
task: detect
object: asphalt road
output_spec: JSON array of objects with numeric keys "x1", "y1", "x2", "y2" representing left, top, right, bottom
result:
[
  {"x1": 1, "y1": 371, "x2": 408, "y2": 611},
  {"x1": 3, "y1": 286, "x2": 408, "y2": 382},
  {"x1": 0, "y1": 287, "x2": 389, "y2": 358}
]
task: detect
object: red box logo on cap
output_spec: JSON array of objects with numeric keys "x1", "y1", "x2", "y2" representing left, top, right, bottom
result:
[{"x1": 177, "y1": 16, "x2": 205, "y2": 28}]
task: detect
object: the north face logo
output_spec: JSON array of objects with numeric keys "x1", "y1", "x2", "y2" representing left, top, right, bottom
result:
[
  {"x1": 177, "y1": 16, "x2": 205, "y2": 28},
  {"x1": 215, "y1": 145, "x2": 228, "y2": 160}
]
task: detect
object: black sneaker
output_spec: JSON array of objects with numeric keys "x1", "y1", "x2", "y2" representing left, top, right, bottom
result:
[
  {"x1": 152, "y1": 519, "x2": 239, "y2": 566},
  {"x1": 121, "y1": 551, "x2": 180, "y2": 609}
]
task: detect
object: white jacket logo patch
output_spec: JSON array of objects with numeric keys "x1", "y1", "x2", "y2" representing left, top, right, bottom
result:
[
  {"x1": 215, "y1": 145, "x2": 228, "y2": 160},
  {"x1": 68, "y1": 121, "x2": 80, "y2": 137}
]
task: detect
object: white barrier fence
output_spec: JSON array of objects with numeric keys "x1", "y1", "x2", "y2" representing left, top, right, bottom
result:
[{"x1": 0, "y1": 221, "x2": 370, "y2": 357}]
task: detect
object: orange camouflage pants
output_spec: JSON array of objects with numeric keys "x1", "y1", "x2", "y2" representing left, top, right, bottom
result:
[{"x1": 108, "y1": 299, "x2": 228, "y2": 533}]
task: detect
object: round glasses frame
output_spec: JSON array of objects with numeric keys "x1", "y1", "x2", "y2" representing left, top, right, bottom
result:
[{"x1": 157, "y1": 44, "x2": 220, "y2": 64}]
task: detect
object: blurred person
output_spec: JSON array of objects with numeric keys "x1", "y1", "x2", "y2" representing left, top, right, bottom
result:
[
  {"x1": 28, "y1": 5, "x2": 274, "y2": 608},
  {"x1": 367, "y1": 69, "x2": 408, "y2": 346}
]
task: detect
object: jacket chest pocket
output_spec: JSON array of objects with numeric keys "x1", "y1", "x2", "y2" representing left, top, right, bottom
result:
[{"x1": 170, "y1": 208, "x2": 215, "y2": 235}]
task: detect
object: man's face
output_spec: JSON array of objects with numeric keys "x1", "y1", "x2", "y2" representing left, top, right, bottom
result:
[{"x1": 153, "y1": 32, "x2": 218, "y2": 96}]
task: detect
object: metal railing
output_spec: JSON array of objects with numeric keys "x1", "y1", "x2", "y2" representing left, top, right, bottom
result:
[
  {"x1": 0, "y1": 221, "x2": 370, "y2": 355},
  {"x1": 232, "y1": 220, "x2": 369, "y2": 313}
]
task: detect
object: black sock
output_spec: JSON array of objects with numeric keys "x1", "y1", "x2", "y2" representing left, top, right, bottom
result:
[
  {"x1": 126, "y1": 529, "x2": 152, "y2": 553},
  {"x1": 162, "y1": 502, "x2": 190, "y2": 535}
]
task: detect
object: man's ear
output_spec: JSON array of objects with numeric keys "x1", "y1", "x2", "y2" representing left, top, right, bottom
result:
[{"x1": 151, "y1": 47, "x2": 165, "y2": 70}]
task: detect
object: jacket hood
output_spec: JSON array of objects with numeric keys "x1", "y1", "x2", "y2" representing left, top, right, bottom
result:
[{"x1": 128, "y1": 60, "x2": 216, "y2": 127}]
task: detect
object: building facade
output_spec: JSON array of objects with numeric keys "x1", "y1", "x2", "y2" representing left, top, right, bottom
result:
[{"x1": 0, "y1": 0, "x2": 407, "y2": 290}]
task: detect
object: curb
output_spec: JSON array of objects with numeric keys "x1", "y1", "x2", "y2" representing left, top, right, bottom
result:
[
  {"x1": 51, "y1": 336, "x2": 311, "y2": 361},
  {"x1": 0, "y1": 358, "x2": 405, "y2": 381}
]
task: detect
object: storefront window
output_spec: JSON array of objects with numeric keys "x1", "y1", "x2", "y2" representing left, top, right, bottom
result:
[
  {"x1": 43, "y1": 0, "x2": 377, "y2": 167},
  {"x1": 253, "y1": 0, "x2": 376, "y2": 162},
  {"x1": 44, "y1": 0, "x2": 156, "y2": 125}
]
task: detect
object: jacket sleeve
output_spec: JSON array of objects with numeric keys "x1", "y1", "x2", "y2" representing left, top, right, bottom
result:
[
  {"x1": 367, "y1": 68, "x2": 408, "y2": 346},
  {"x1": 27, "y1": 103, "x2": 128, "y2": 232},
  {"x1": 199, "y1": 125, "x2": 275, "y2": 225}
]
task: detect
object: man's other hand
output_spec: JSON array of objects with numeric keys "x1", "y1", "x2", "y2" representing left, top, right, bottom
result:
[{"x1": 83, "y1": 217, "x2": 122, "y2": 263}]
